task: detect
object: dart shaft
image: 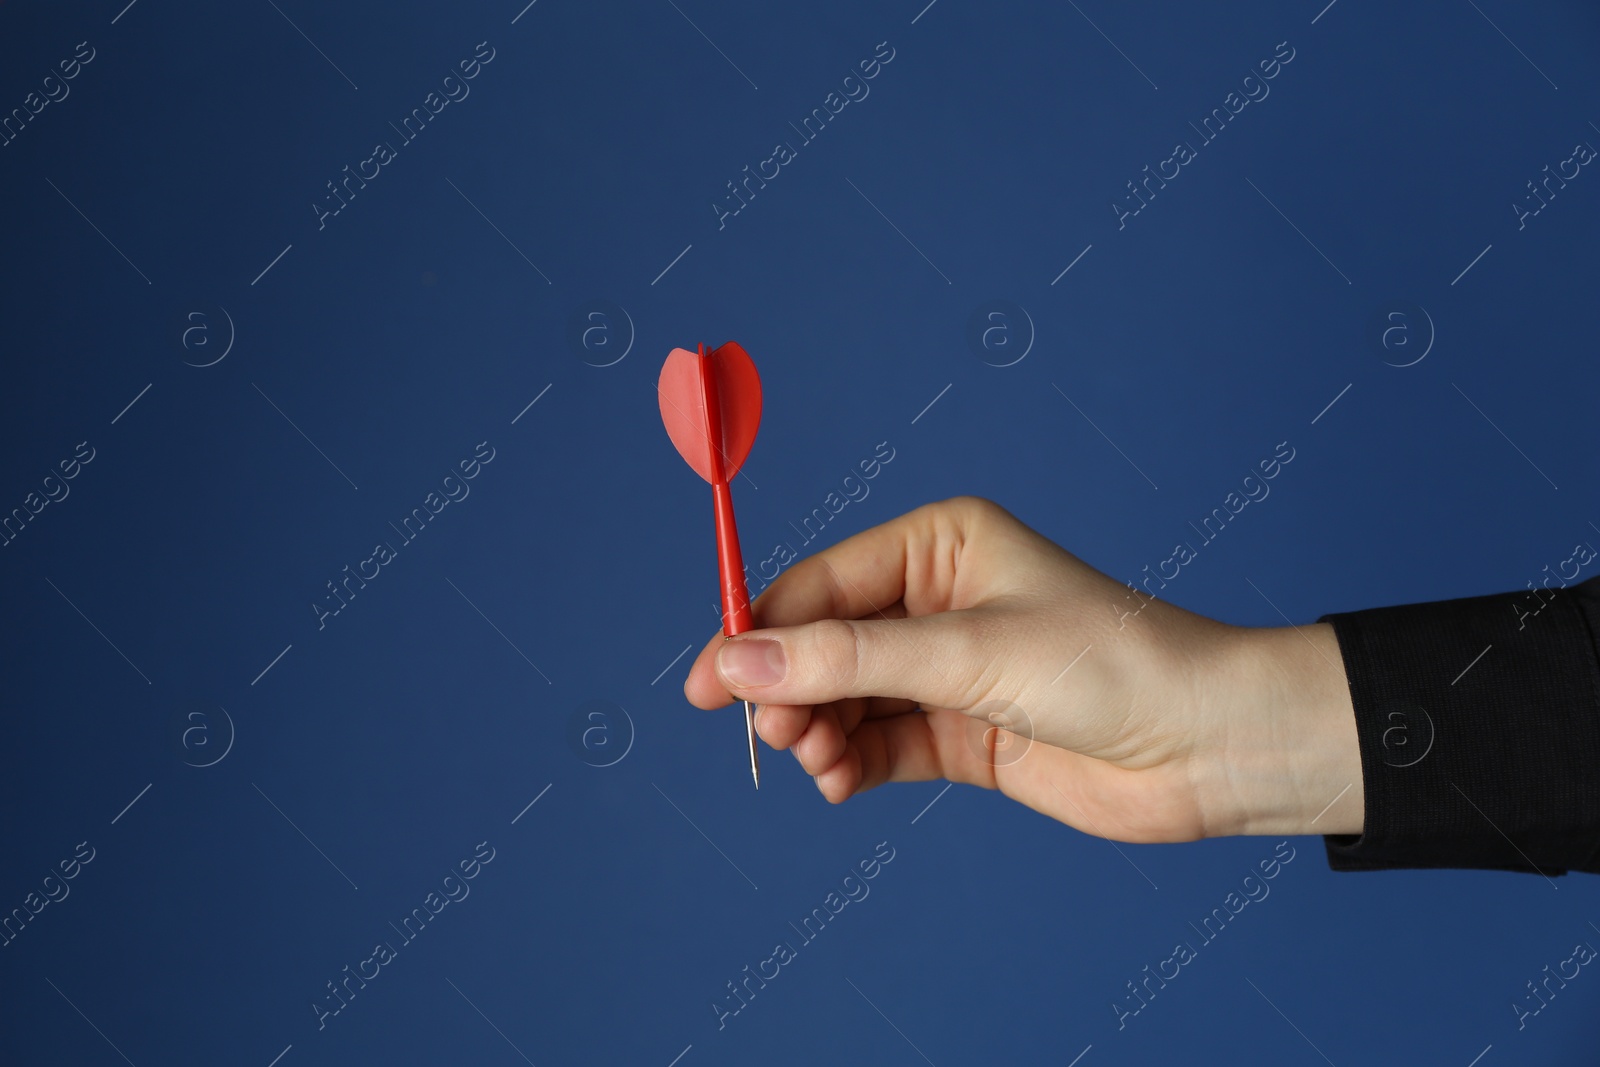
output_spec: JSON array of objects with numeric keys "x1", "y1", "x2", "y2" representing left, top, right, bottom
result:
[{"x1": 713, "y1": 481, "x2": 755, "y2": 636}]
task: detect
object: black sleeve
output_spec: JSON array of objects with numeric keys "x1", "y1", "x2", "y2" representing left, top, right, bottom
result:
[{"x1": 1317, "y1": 572, "x2": 1600, "y2": 875}]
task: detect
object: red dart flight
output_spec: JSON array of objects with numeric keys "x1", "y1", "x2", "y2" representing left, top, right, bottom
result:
[{"x1": 658, "y1": 341, "x2": 764, "y2": 789}]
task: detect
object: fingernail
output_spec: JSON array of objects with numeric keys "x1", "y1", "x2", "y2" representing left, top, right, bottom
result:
[{"x1": 719, "y1": 638, "x2": 786, "y2": 687}]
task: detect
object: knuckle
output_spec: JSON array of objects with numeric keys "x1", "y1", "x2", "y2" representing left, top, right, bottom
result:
[
  {"x1": 931, "y1": 495, "x2": 1015, "y2": 538},
  {"x1": 806, "y1": 617, "x2": 864, "y2": 692},
  {"x1": 941, "y1": 494, "x2": 1001, "y2": 519}
]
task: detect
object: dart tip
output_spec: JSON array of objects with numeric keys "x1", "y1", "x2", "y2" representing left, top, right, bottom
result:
[{"x1": 745, "y1": 700, "x2": 760, "y2": 790}]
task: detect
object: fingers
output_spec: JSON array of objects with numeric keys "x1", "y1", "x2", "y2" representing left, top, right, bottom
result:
[
  {"x1": 757, "y1": 697, "x2": 914, "y2": 759},
  {"x1": 811, "y1": 707, "x2": 987, "y2": 802},
  {"x1": 756, "y1": 697, "x2": 954, "y2": 799},
  {"x1": 753, "y1": 703, "x2": 810, "y2": 749},
  {"x1": 792, "y1": 703, "x2": 848, "y2": 775},
  {"x1": 683, "y1": 632, "x2": 734, "y2": 710}
]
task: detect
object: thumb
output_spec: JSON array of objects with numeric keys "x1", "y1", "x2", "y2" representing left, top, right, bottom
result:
[{"x1": 714, "y1": 613, "x2": 987, "y2": 711}]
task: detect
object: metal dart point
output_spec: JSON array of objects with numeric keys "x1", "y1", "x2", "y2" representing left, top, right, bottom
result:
[{"x1": 746, "y1": 700, "x2": 760, "y2": 789}]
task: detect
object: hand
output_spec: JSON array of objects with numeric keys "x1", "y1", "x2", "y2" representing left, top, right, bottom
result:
[{"x1": 683, "y1": 496, "x2": 1363, "y2": 843}]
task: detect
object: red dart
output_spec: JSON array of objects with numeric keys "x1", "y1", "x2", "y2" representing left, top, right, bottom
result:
[{"x1": 658, "y1": 341, "x2": 764, "y2": 789}]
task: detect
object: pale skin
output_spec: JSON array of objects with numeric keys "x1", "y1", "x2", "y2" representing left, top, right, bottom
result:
[{"x1": 684, "y1": 496, "x2": 1364, "y2": 843}]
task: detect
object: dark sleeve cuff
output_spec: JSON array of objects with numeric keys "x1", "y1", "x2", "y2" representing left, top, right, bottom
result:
[{"x1": 1317, "y1": 574, "x2": 1600, "y2": 875}]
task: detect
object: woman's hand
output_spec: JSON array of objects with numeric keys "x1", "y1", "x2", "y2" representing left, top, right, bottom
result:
[{"x1": 683, "y1": 496, "x2": 1363, "y2": 843}]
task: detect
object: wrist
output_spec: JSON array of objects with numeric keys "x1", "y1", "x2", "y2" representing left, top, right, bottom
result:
[{"x1": 1190, "y1": 621, "x2": 1364, "y2": 838}]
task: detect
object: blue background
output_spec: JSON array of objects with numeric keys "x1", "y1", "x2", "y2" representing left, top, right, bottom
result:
[{"x1": 2, "y1": 0, "x2": 1598, "y2": 1063}]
